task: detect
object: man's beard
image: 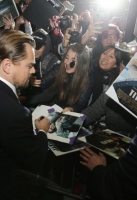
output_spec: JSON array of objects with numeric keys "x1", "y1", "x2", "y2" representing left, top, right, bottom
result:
[
  {"x1": 16, "y1": 81, "x2": 29, "y2": 90},
  {"x1": 13, "y1": 76, "x2": 30, "y2": 90}
]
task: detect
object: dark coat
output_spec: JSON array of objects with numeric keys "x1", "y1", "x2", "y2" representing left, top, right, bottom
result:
[
  {"x1": 0, "y1": 81, "x2": 48, "y2": 197},
  {"x1": 88, "y1": 131, "x2": 137, "y2": 200},
  {"x1": 82, "y1": 92, "x2": 137, "y2": 134}
]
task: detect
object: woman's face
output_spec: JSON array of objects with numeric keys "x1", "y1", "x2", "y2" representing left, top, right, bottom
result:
[
  {"x1": 64, "y1": 49, "x2": 77, "y2": 74},
  {"x1": 99, "y1": 48, "x2": 117, "y2": 71}
]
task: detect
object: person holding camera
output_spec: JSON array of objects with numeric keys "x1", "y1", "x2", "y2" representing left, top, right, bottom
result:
[
  {"x1": 57, "y1": 10, "x2": 103, "y2": 58},
  {"x1": 58, "y1": 26, "x2": 81, "y2": 57},
  {"x1": 79, "y1": 130, "x2": 137, "y2": 200},
  {"x1": 28, "y1": 29, "x2": 58, "y2": 95},
  {"x1": 49, "y1": 15, "x2": 72, "y2": 59}
]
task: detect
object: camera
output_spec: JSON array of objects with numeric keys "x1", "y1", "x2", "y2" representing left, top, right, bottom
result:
[
  {"x1": 34, "y1": 62, "x2": 42, "y2": 80},
  {"x1": 68, "y1": 30, "x2": 80, "y2": 44},
  {"x1": 59, "y1": 15, "x2": 72, "y2": 34}
]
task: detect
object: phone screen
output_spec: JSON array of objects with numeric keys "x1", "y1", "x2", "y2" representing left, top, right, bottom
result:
[{"x1": 93, "y1": 11, "x2": 110, "y2": 32}]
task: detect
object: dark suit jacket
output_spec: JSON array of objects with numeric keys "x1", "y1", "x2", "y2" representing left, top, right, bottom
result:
[{"x1": 0, "y1": 81, "x2": 48, "y2": 197}]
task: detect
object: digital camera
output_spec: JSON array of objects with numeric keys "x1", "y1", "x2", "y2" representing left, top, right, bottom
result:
[
  {"x1": 68, "y1": 30, "x2": 80, "y2": 44},
  {"x1": 59, "y1": 15, "x2": 72, "y2": 34}
]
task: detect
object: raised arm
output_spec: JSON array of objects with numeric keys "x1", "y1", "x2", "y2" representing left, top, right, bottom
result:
[
  {"x1": 82, "y1": 92, "x2": 107, "y2": 126},
  {"x1": 81, "y1": 11, "x2": 102, "y2": 45}
]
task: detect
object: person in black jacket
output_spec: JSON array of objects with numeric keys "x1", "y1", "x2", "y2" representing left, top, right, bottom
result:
[
  {"x1": 28, "y1": 43, "x2": 94, "y2": 113},
  {"x1": 0, "y1": 30, "x2": 50, "y2": 199},
  {"x1": 79, "y1": 130, "x2": 137, "y2": 200},
  {"x1": 89, "y1": 45, "x2": 122, "y2": 105},
  {"x1": 29, "y1": 29, "x2": 59, "y2": 95},
  {"x1": 82, "y1": 92, "x2": 136, "y2": 136}
]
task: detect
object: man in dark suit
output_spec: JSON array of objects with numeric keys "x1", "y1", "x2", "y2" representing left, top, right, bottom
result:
[{"x1": 0, "y1": 29, "x2": 50, "y2": 199}]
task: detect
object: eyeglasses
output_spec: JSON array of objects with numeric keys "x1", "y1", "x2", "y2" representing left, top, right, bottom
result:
[{"x1": 102, "y1": 34, "x2": 118, "y2": 40}]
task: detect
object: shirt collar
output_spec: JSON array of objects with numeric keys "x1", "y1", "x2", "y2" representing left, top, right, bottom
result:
[{"x1": 0, "y1": 77, "x2": 18, "y2": 98}]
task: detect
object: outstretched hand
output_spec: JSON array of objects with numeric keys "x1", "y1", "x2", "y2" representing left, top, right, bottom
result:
[
  {"x1": 79, "y1": 146, "x2": 107, "y2": 171},
  {"x1": 3, "y1": 13, "x2": 15, "y2": 29}
]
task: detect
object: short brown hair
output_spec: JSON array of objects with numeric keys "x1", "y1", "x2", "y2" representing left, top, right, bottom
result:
[{"x1": 0, "y1": 30, "x2": 35, "y2": 64}]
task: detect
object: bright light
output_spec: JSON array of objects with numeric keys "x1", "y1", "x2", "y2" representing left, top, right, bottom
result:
[
  {"x1": 97, "y1": 0, "x2": 122, "y2": 11},
  {"x1": 131, "y1": 47, "x2": 136, "y2": 52}
]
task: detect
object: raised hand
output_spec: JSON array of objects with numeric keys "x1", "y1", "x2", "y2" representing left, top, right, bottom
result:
[
  {"x1": 81, "y1": 12, "x2": 103, "y2": 44},
  {"x1": 3, "y1": 13, "x2": 15, "y2": 30}
]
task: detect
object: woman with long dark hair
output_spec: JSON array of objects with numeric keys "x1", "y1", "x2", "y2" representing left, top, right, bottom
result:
[
  {"x1": 28, "y1": 43, "x2": 93, "y2": 112},
  {"x1": 82, "y1": 46, "x2": 136, "y2": 134},
  {"x1": 90, "y1": 45, "x2": 122, "y2": 105}
]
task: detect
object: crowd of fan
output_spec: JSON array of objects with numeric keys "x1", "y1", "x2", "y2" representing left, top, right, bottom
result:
[{"x1": 1, "y1": 0, "x2": 137, "y2": 200}]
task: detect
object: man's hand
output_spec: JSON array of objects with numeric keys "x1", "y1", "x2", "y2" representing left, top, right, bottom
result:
[
  {"x1": 35, "y1": 117, "x2": 50, "y2": 132},
  {"x1": 79, "y1": 146, "x2": 107, "y2": 171},
  {"x1": 30, "y1": 76, "x2": 41, "y2": 87}
]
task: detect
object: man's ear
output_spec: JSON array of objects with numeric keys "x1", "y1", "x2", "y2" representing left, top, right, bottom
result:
[{"x1": 1, "y1": 59, "x2": 12, "y2": 74}]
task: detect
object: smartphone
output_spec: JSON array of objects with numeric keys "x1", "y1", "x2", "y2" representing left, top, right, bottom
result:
[
  {"x1": 93, "y1": 11, "x2": 110, "y2": 32},
  {"x1": 63, "y1": 1, "x2": 74, "y2": 11},
  {"x1": 34, "y1": 62, "x2": 42, "y2": 80}
]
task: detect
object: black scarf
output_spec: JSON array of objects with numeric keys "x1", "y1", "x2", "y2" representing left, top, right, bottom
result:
[{"x1": 91, "y1": 66, "x2": 115, "y2": 104}]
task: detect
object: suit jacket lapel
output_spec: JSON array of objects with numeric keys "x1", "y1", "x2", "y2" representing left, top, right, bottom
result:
[{"x1": 0, "y1": 80, "x2": 19, "y2": 103}]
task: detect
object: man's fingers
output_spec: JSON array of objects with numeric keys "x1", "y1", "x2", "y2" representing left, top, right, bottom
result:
[
  {"x1": 80, "y1": 161, "x2": 88, "y2": 167},
  {"x1": 80, "y1": 148, "x2": 94, "y2": 158},
  {"x1": 99, "y1": 152, "x2": 105, "y2": 157},
  {"x1": 80, "y1": 153, "x2": 89, "y2": 162},
  {"x1": 83, "y1": 146, "x2": 97, "y2": 156}
]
